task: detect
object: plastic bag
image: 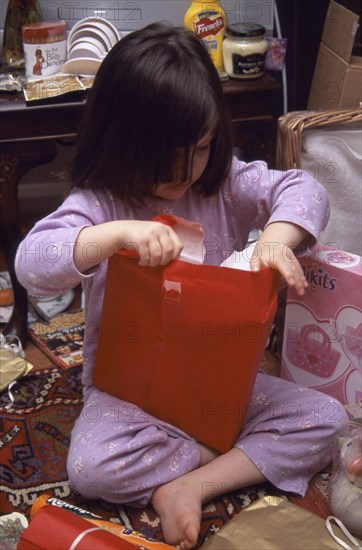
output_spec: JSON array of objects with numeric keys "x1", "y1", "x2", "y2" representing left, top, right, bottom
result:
[
  {"x1": 328, "y1": 418, "x2": 362, "y2": 538},
  {"x1": 0, "y1": 332, "x2": 33, "y2": 393}
]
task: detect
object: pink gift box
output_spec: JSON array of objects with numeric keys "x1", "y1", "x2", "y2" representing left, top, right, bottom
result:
[{"x1": 281, "y1": 245, "x2": 362, "y2": 406}]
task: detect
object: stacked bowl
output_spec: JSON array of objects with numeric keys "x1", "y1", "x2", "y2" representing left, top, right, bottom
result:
[{"x1": 61, "y1": 17, "x2": 120, "y2": 76}]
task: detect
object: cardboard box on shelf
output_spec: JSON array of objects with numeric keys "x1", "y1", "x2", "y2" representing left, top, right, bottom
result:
[
  {"x1": 308, "y1": 0, "x2": 362, "y2": 111},
  {"x1": 280, "y1": 245, "x2": 362, "y2": 406}
]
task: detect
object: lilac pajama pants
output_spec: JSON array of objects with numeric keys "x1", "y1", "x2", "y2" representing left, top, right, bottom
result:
[{"x1": 67, "y1": 370, "x2": 347, "y2": 507}]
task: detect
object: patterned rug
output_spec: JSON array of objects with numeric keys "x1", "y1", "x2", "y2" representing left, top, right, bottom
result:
[{"x1": 0, "y1": 366, "x2": 331, "y2": 548}]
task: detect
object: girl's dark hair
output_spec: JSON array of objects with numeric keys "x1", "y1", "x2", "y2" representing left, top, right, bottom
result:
[{"x1": 70, "y1": 22, "x2": 233, "y2": 204}]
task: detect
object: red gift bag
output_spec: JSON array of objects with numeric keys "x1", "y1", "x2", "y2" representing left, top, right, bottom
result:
[{"x1": 93, "y1": 218, "x2": 279, "y2": 453}]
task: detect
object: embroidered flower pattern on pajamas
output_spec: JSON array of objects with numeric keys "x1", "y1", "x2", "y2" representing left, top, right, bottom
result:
[
  {"x1": 160, "y1": 206, "x2": 173, "y2": 215},
  {"x1": 73, "y1": 456, "x2": 84, "y2": 473},
  {"x1": 222, "y1": 191, "x2": 233, "y2": 203},
  {"x1": 242, "y1": 164, "x2": 263, "y2": 185},
  {"x1": 300, "y1": 420, "x2": 315, "y2": 430},
  {"x1": 126, "y1": 438, "x2": 146, "y2": 451},
  {"x1": 169, "y1": 456, "x2": 181, "y2": 472},
  {"x1": 253, "y1": 392, "x2": 269, "y2": 406},
  {"x1": 179, "y1": 442, "x2": 197, "y2": 460},
  {"x1": 65, "y1": 213, "x2": 76, "y2": 223},
  {"x1": 310, "y1": 444, "x2": 321, "y2": 455},
  {"x1": 296, "y1": 386, "x2": 309, "y2": 392},
  {"x1": 142, "y1": 453, "x2": 153, "y2": 465},
  {"x1": 113, "y1": 459, "x2": 127, "y2": 472},
  {"x1": 312, "y1": 192, "x2": 323, "y2": 204},
  {"x1": 79, "y1": 431, "x2": 92, "y2": 444},
  {"x1": 244, "y1": 172, "x2": 261, "y2": 186},
  {"x1": 107, "y1": 442, "x2": 121, "y2": 455}
]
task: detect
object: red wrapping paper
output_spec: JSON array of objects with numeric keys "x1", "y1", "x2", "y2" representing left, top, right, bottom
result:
[
  {"x1": 93, "y1": 215, "x2": 279, "y2": 452},
  {"x1": 17, "y1": 506, "x2": 139, "y2": 549}
]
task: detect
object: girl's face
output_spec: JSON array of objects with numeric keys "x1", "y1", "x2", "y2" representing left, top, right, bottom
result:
[{"x1": 154, "y1": 129, "x2": 214, "y2": 201}]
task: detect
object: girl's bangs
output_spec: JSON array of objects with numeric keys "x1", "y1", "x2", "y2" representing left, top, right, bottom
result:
[
  {"x1": 153, "y1": 79, "x2": 218, "y2": 185},
  {"x1": 173, "y1": 84, "x2": 218, "y2": 148}
]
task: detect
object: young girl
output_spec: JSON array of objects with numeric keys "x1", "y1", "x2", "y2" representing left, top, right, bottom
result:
[{"x1": 15, "y1": 23, "x2": 347, "y2": 549}]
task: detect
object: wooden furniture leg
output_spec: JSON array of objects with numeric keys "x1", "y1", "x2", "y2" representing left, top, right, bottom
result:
[{"x1": 0, "y1": 141, "x2": 57, "y2": 344}]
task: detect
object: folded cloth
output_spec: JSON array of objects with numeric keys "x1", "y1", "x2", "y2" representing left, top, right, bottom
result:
[{"x1": 301, "y1": 125, "x2": 362, "y2": 256}]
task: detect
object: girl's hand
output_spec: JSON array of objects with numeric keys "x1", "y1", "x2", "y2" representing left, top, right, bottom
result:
[
  {"x1": 74, "y1": 220, "x2": 183, "y2": 274},
  {"x1": 120, "y1": 220, "x2": 183, "y2": 267},
  {"x1": 250, "y1": 242, "x2": 308, "y2": 295},
  {"x1": 250, "y1": 222, "x2": 309, "y2": 296}
]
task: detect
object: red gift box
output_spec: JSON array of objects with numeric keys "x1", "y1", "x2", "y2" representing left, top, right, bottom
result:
[{"x1": 281, "y1": 244, "x2": 362, "y2": 405}]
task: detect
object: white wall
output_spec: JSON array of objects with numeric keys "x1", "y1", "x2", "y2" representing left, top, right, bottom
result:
[
  {"x1": 1, "y1": 1, "x2": 275, "y2": 33},
  {"x1": 0, "y1": 1, "x2": 276, "y2": 54}
]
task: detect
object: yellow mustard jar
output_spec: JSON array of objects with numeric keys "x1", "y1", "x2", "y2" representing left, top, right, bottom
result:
[
  {"x1": 222, "y1": 23, "x2": 268, "y2": 79},
  {"x1": 184, "y1": 0, "x2": 226, "y2": 72}
]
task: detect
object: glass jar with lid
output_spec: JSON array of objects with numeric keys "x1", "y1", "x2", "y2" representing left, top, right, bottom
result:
[
  {"x1": 2, "y1": 0, "x2": 41, "y2": 69},
  {"x1": 222, "y1": 23, "x2": 268, "y2": 79}
]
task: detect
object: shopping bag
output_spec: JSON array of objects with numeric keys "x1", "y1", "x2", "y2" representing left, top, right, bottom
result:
[
  {"x1": 93, "y1": 216, "x2": 279, "y2": 452},
  {"x1": 286, "y1": 324, "x2": 341, "y2": 378}
]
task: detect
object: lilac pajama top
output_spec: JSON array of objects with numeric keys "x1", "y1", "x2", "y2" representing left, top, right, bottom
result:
[{"x1": 15, "y1": 158, "x2": 347, "y2": 505}]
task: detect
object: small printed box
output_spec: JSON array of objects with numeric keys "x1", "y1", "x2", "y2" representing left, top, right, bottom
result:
[{"x1": 281, "y1": 245, "x2": 362, "y2": 406}]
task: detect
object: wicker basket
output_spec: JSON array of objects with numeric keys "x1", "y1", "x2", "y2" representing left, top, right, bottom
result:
[
  {"x1": 276, "y1": 108, "x2": 362, "y2": 170},
  {"x1": 271, "y1": 108, "x2": 362, "y2": 357}
]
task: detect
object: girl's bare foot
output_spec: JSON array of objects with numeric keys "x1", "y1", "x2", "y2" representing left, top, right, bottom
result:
[
  {"x1": 151, "y1": 447, "x2": 265, "y2": 548},
  {"x1": 151, "y1": 477, "x2": 203, "y2": 549}
]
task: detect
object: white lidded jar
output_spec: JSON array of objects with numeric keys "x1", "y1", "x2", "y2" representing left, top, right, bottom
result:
[
  {"x1": 22, "y1": 21, "x2": 67, "y2": 79},
  {"x1": 222, "y1": 23, "x2": 268, "y2": 79}
]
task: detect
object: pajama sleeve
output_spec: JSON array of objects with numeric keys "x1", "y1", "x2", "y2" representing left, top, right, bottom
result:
[
  {"x1": 15, "y1": 189, "x2": 107, "y2": 296},
  {"x1": 225, "y1": 158, "x2": 330, "y2": 248}
]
